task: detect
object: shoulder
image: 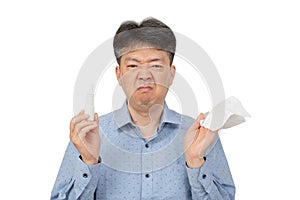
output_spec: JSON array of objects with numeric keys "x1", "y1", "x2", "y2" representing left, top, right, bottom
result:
[
  {"x1": 181, "y1": 113, "x2": 195, "y2": 126},
  {"x1": 99, "y1": 111, "x2": 114, "y2": 123},
  {"x1": 167, "y1": 108, "x2": 195, "y2": 130},
  {"x1": 98, "y1": 111, "x2": 116, "y2": 132}
]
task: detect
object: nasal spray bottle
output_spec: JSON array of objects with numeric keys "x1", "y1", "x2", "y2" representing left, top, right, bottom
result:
[{"x1": 85, "y1": 85, "x2": 94, "y2": 121}]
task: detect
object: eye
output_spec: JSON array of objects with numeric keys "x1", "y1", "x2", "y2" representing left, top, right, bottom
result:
[
  {"x1": 152, "y1": 65, "x2": 163, "y2": 68},
  {"x1": 127, "y1": 65, "x2": 137, "y2": 68}
]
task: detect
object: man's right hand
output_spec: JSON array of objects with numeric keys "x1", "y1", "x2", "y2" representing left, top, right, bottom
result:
[{"x1": 69, "y1": 111, "x2": 100, "y2": 165}]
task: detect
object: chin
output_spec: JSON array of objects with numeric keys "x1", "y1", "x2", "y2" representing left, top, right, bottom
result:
[
  {"x1": 138, "y1": 96, "x2": 154, "y2": 105},
  {"x1": 129, "y1": 95, "x2": 154, "y2": 107}
]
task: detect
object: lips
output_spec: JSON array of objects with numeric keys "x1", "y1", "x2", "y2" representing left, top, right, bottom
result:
[{"x1": 137, "y1": 85, "x2": 153, "y2": 92}]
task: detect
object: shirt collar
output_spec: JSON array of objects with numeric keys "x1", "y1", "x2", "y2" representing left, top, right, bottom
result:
[{"x1": 113, "y1": 101, "x2": 182, "y2": 130}]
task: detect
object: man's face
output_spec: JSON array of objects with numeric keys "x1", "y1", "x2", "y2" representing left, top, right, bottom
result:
[{"x1": 116, "y1": 48, "x2": 176, "y2": 109}]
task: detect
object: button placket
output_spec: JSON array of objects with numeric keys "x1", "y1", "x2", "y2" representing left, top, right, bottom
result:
[{"x1": 141, "y1": 142, "x2": 153, "y2": 199}]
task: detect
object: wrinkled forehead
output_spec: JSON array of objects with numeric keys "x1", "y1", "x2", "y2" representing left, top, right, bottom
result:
[
  {"x1": 120, "y1": 47, "x2": 170, "y2": 64},
  {"x1": 117, "y1": 44, "x2": 174, "y2": 60}
]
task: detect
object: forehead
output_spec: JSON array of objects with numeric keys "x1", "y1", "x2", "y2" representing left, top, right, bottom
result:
[{"x1": 121, "y1": 48, "x2": 169, "y2": 64}]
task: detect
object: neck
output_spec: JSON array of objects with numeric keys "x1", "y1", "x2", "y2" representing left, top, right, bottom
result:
[{"x1": 128, "y1": 102, "x2": 164, "y2": 140}]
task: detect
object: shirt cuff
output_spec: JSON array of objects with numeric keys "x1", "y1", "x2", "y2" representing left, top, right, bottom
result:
[
  {"x1": 74, "y1": 155, "x2": 101, "y2": 191},
  {"x1": 186, "y1": 162, "x2": 213, "y2": 193}
]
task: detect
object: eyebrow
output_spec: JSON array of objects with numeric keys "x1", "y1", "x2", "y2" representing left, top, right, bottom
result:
[{"x1": 124, "y1": 57, "x2": 164, "y2": 63}]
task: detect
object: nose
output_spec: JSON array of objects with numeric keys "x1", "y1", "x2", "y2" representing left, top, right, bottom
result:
[{"x1": 137, "y1": 67, "x2": 152, "y2": 81}]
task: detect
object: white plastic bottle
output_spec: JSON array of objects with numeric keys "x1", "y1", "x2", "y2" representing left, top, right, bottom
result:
[{"x1": 85, "y1": 85, "x2": 94, "y2": 121}]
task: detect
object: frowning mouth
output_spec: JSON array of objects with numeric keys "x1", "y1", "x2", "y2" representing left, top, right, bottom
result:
[{"x1": 137, "y1": 85, "x2": 154, "y2": 92}]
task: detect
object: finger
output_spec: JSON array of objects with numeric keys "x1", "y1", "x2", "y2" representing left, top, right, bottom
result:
[
  {"x1": 191, "y1": 113, "x2": 206, "y2": 130},
  {"x1": 73, "y1": 113, "x2": 90, "y2": 125},
  {"x1": 70, "y1": 112, "x2": 83, "y2": 131},
  {"x1": 184, "y1": 124, "x2": 201, "y2": 149},
  {"x1": 198, "y1": 113, "x2": 206, "y2": 129},
  {"x1": 195, "y1": 126, "x2": 217, "y2": 145},
  {"x1": 70, "y1": 114, "x2": 90, "y2": 132},
  {"x1": 200, "y1": 126, "x2": 208, "y2": 134},
  {"x1": 74, "y1": 110, "x2": 85, "y2": 119},
  {"x1": 75, "y1": 121, "x2": 97, "y2": 134},
  {"x1": 79, "y1": 110, "x2": 84, "y2": 115},
  {"x1": 71, "y1": 120, "x2": 92, "y2": 139},
  {"x1": 70, "y1": 119, "x2": 75, "y2": 132},
  {"x1": 191, "y1": 127, "x2": 201, "y2": 144},
  {"x1": 78, "y1": 123, "x2": 98, "y2": 138},
  {"x1": 94, "y1": 113, "x2": 98, "y2": 122},
  {"x1": 71, "y1": 110, "x2": 85, "y2": 125}
]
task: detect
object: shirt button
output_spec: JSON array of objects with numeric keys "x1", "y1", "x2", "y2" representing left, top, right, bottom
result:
[
  {"x1": 145, "y1": 143, "x2": 149, "y2": 148},
  {"x1": 202, "y1": 174, "x2": 207, "y2": 179},
  {"x1": 83, "y1": 173, "x2": 88, "y2": 178},
  {"x1": 145, "y1": 174, "x2": 150, "y2": 178}
]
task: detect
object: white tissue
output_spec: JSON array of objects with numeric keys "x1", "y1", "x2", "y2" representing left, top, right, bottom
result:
[{"x1": 200, "y1": 96, "x2": 250, "y2": 131}]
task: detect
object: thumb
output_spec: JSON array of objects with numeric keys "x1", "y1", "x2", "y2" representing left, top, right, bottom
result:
[
  {"x1": 94, "y1": 113, "x2": 99, "y2": 122},
  {"x1": 192, "y1": 113, "x2": 205, "y2": 129}
]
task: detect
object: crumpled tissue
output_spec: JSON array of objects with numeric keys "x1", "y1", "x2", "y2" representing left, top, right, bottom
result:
[{"x1": 200, "y1": 96, "x2": 250, "y2": 131}]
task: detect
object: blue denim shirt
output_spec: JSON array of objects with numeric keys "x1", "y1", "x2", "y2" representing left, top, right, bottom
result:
[{"x1": 51, "y1": 102, "x2": 235, "y2": 199}]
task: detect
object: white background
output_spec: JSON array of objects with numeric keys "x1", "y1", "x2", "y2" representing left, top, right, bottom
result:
[{"x1": 1, "y1": 0, "x2": 299, "y2": 199}]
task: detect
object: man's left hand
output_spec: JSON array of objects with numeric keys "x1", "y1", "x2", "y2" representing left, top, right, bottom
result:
[{"x1": 184, "y1": 113, "x2": 219, "y2": 168}]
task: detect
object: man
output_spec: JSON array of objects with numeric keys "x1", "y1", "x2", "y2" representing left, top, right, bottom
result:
[{"x1": 51, "y1": 17, "x2": 235, "y2": 199}]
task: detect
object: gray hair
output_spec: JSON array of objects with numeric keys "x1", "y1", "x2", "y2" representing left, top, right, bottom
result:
[{"x1": 113, "y1": 17, "x2": 176, "y2": 65}]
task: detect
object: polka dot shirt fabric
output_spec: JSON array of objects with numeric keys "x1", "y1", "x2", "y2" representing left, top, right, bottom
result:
[{"x1": 51, "y1": 103, "x2": 235, "y2": 199}]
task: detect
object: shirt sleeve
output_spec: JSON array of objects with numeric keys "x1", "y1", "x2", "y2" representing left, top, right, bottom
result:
[
  {"x1": 186, "y1": 137, "x2": 236, "y2": 200},
  {"x1": 51, "y1": 142, "x2": 101, "y2": 200}
]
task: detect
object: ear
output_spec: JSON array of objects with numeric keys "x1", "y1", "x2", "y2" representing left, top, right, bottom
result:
[
  {"x1": 115, "y1": 66, "x2": 122, "y2": 85},
  {"x1": 168, "y1": 65, "x2": 176, "y2": 85}
]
